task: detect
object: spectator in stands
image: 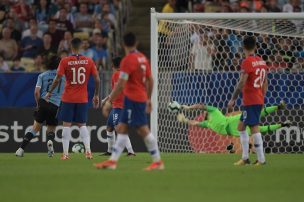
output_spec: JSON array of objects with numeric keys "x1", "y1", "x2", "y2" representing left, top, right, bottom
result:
[
  {"x1": 80, "y1": 39, "x2": 97, "y2": 62},
  {"x1": 91, "y1": 33, "x2": 108, "y2": 69},
  {"x1": 231, "y1": 1, "x2": 240, "y2": 12},
  {"x1": 240, "y1": 6, "x2": 251, "y2": 12},
  {"x1": 0, "y1": 27, "x2": 18, "y2": 60},
  {"x1": 100, "y1": 13, "x2": 114, "y2": 33},
  {"x1": 55, "y1": 7, "x2": 74, "y2": 35},
  {"x1": 47, "y1": 19, "x2": 62, "y2": 49},
  {"x1": 162, "y1": 0, "x2": 176, "y2": 13},
  {"x1": 192, "y1": 1, "x2": 204, "y2": 12},
  {"x1": 75, "y1": 3, "x2": 93, "y2": 31},
  {"x1": 7, "y1": 7, "x2": 24, "y2": 31},
  {"x1": 90, "y1": 28, "x2": 101, "y2": 46},
  {"x1": 204, "y1": 0, "x2": 221, "y2": 12},
  {"x1": 59, "y1": 50, "x2": 68, "y2": 58},
  {"x1": 58, "y1": 30, "x2": 73, "y2": 53},
  {"x1": 94, "y1": 0, "x2": 115, "y2": 16},
  {"x1": 20, "y1": 24, "x2": 43, "y2": 58},
  {"x1": 283, "y1": 0, "x2": 294, "y2": 12},
  {"x1": 35, "y1": 0, "x2": 57, "y2": 32},
  {"x1": 3, "y1": 17, "x2": 22, "y2": 43},
  {"x1": 267, "y1": 0, "x2": 281, "y2": 12},
  {"x1": 0, "y1": 54, "x2": 9, "y2": 72},
  {"x1": 12, "y1": 0, "x2": 32, "y2": 24},
  {"x1": 11, "y1": 57, "x2": 25, "y2": 72},
  {"x1": 190, "y1": 33, "x2": 214, "y2": 71},
  {"x1": 22, "y1": 19, "x2": 43, "y2": 39},
  {"x1": 54, "y1": 3, "x2": 76, "y2": 28},
  {"x1": 32, "y1": 54, "x2": 44, "y2": 72},
  {"x1": 40, "y1": 32, "x2": 57, "y2": 61},
  {"x1": 101, "y1": 3, "x2": 117, "y2": 27}
]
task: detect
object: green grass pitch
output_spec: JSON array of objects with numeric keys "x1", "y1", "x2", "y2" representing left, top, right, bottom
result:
[{"x1": 0, "y1": 153, "x2": 303, "y2": 202}]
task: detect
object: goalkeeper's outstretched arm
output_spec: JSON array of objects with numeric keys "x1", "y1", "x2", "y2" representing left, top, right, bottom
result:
[
  {"x1": 177, "y1": 113, "x2": 204, "y2": 127},
  {"x1": 182, "y1": 103, "x2": 207, "y2": 111}
]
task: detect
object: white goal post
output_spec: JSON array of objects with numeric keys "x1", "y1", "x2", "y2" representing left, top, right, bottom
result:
[{"x1": 150, "y1": 9, "x2": 304, "y2": 153}]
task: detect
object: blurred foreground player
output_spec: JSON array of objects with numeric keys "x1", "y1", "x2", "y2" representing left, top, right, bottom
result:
[
  {"x1": 101, "y1": 56, "x2": 135, "y2": 156},
  {"x1": 16, "y1": 56, "x2": 65, "y2": 157},
  {"x1": 95, "y1": 32, "x2": 163, "y2": 170},
  {"x1": 46, "y1": 38, "x2": 100, "y2": 160}
]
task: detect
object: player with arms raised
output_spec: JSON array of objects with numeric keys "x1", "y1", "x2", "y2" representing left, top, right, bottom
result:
[
  {"x1": 95, "y1": 32, "x2": 163, "y2": 170},
  {"x1": 228, "y1": 36, "x2": 268, "y2": 166},
  {"x1": 46, "y1": 38, "x2": 100, "y2": 160},
  {"x1": 16, "y1": 56, "x2": 64, "y2": 157},
  {"x1": 101, "y1": 56, "x2": 135, "y2": 156}
]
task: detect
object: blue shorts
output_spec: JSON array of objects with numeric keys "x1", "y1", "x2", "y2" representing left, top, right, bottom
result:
[
  {"x1": 57, "y1": 102, "x2": 88, "y2": 124},
  {"x1": 240, "y1": 105, "x2": 263, "y2": 126},
  {"x1": 119, "y1": 97, "x2": 148, "y2": 127},
  {"x1": 107, "y1": 108, "x2": 122, "y2": 128}
]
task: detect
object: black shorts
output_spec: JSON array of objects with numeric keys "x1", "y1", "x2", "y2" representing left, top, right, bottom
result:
[{"x1": 34, "y1": 99, "x2": 59, "y2": 126}]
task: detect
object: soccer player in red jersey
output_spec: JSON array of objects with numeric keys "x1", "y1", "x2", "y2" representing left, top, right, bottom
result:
[
  {"x1": 46, "y1": 38, "x2": 100, "y2": 160},
  {"x1": 101, "y1": 56, "x2": 135, "y2": 156},
  {"x1": 95, "y1": 32, "x2": 163, "y2": 170},
  {"x1": 228, "y1": 36, "x2": 268, "y2": 166}
]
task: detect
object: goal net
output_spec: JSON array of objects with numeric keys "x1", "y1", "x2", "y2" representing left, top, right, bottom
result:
[{"x1": 150, "y1": 11, "x2": 304, "y2": 153}]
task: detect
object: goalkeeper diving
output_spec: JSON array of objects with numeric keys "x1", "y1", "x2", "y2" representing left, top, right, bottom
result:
[{"x1": 176, "y1": 101, "x2": 291, "y2": 136}]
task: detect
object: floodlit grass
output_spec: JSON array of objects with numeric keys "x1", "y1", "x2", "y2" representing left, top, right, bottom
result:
[{"x1": 0, "y1": 153, "x2": 303, "y2": 202}]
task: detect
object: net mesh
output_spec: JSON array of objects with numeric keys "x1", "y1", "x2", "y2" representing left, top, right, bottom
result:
[{"x1": 156, "y1": 17, "x2": 304, "y2": 153}]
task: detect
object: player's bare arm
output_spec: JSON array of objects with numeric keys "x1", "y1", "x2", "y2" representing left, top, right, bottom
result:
[
  {"x1": 228, "y1": 72, "x2": 249, "y2": 111},
  {"x1": 146, "y1": 75, "x2": 154, "y2": 113},
  {"x1": 34, "y1": 87, "x2": 41, "y2": 109},
  {"x1": 92, "y1": 73, "x2": 100, "y2": 109},
  {"x1": 262, "y1": 75, "x2": 268, "y2": 96},
  {"x1": 182, "y1": 103, "x2": 206, "y2": 110},
  {"x1": 45, "y1": 74, "x2": 62, "y2": 101}
]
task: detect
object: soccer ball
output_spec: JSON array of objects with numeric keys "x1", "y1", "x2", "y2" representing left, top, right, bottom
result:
[
  {"x1": 168, "y1": 101, "x2": 181, "y2": 113},
  {"x1": 72, "y1": 143, "x2": 85, "y2": 153}
]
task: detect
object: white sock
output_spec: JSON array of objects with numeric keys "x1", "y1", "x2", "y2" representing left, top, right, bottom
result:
[
  {"x1": 253, "y1": 132, "x2": 265, "y2": 163},
  {"x1": 62, "y1": 127, "x2": 71, "y2": 155},
  {"x1": 80, "y1": 126, "x2": 91, "y2": 153},
  {"x1": 239, "y1": 130, "x2": 249, "y2": 160},
  {"x1": 110, "y1": 134, "x2": 128, "y2": 161},
  {"x1": 144, "y1": 133, "x2": 161, "y2": 162},
  {"x1": 125, "y1": 136, "x2": 134, "y2": 154},
  {"x1": 106, "y1": 131, "x2": 115, "y2": 153}
]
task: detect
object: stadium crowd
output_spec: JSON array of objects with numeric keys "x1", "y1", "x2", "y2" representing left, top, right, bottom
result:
[
  {"x1": 0, "y1": 0, "x2": 127, "y2": 72},
  {"x1": 159, "y1": 0, "x2": 304, "y2": 71},
  {"x1": 0, "y1": 0, "x2": 303, "y2": 72}
]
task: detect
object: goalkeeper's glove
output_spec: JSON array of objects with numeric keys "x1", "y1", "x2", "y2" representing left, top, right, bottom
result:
[
  {"x1": 177, "y1": 113, "x2": 189, "y2": 124},
  {"x1": 181, "y1": 105, "x2": 191, "y2": 110}
]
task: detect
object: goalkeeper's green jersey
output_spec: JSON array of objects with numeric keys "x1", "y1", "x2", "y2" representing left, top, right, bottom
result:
[
  {"x1": 197, "y1": 106, "x2": 241, "y2": 136},
  {"x1": 196, "y1": 105, "x2": 281, "y2": 137}
]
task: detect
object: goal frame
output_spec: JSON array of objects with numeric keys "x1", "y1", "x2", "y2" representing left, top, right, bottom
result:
[{"x1": 150, "y1": 9, "x2": 304, "y2": 139}]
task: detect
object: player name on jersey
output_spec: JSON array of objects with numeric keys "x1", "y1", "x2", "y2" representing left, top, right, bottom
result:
[
  {"x1": 252, "y1": 60, "x2": 266, "y2": 67},
  {"x1": 67, "y1": 60, "x2": 89, "y2": 66}
]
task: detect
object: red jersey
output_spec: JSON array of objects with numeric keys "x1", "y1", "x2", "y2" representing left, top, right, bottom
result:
[
  {"x1": 120, "y1": 51, "x2": 151, "y2": 102},
  {"x1": 111, "y1": 70, "x2": 124, "y2": 108},
  {"x1": 241, "y1": 55, "x2": 267, "y2": 106},
  {"x1": 57, "y1": 55, "x2": 98, "y2": 103}
]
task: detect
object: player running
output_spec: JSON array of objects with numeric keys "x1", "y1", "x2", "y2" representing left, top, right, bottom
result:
[
  {"x1": 228, "y1": 36, "x2": 268, "y2": 166},
  {"x1": 95, "y1": 32, "x2": 163, "y2": 170},
  {"x1": 177, "y1": 102, "x2": 290, "y2": 137},
  {"x1": 16, "y1": 56, "x2": 65, "y2": 157},
  {"x1": 45, "y1": 38, "x2": 100, "y2": 160},
  {"x1": 101, "y1": 56, "x2": 135, "y2": 156}
]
